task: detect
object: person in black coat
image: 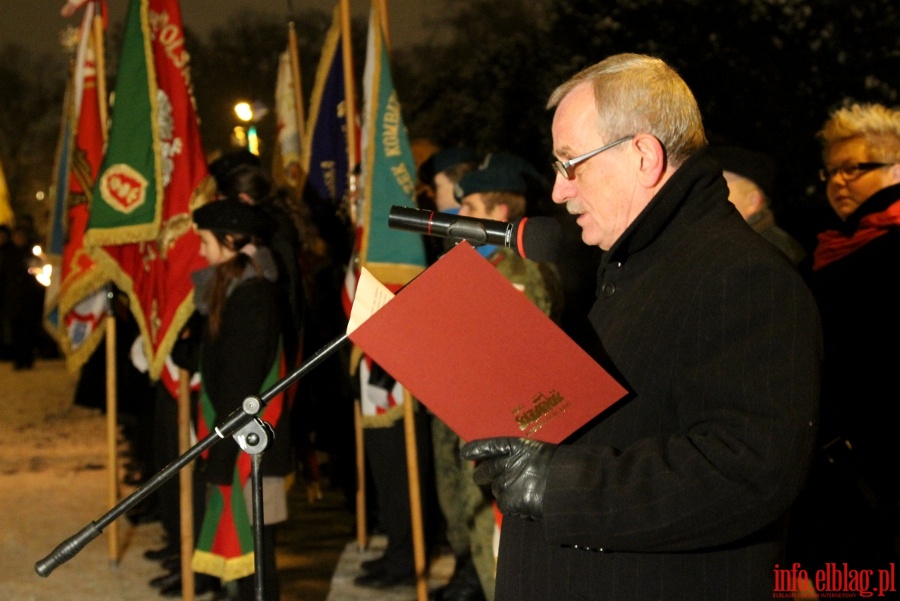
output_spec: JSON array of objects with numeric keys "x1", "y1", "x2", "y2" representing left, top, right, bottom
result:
[
  {"x1": 189, "y1": 199, "x2": 294, "y2": 601},
  {"x1": 787, "y1": 102, "x2": 900, "y2": 582},
  {"x1": 461, "y1": 53, "x2": 822, "y2": 601},
  {"x1": 2, "y1": 226, "x2": 44, "y2": 369}
]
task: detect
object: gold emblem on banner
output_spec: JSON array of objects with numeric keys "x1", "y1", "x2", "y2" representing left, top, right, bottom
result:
[{"x1": 99, "y1": 163, "x2": 147, "y2": 214}]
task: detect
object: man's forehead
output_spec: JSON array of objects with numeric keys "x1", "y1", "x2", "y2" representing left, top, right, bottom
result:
[{"x1": 552, "y1": 85, "x2": 598, "y2": 148}]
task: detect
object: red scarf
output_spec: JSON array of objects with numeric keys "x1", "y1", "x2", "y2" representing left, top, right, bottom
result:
[{"x1": 812, "y1": 199, "x2": 900, "y2": 271}]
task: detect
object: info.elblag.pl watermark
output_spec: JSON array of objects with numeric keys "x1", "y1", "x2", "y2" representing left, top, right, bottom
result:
[{"x1": 772, "y1": 563, "x2": 896, "y2": 598}]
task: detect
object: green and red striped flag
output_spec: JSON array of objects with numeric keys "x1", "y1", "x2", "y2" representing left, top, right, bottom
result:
[
  {"x1": 86, "y1": 0, "x2": 212, "y2": 381},
  {"x1": 191, "y1": 347, "x2": 287, "y2": 581}
]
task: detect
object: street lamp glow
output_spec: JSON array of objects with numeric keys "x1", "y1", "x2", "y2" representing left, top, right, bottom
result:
[
  {"x1": 234, "y1": 101, "x2": 253, "y2": 122},
  {"x1": 233, "y1": 101, "x2": 261, "y2": 155},
  {"x1": 35, "y1": 263, "x2": 52, "y2": 287}
]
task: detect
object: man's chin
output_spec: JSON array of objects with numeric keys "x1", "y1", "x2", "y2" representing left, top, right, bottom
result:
[{"x1": 579, "y1": 227, "x2": 601, "y2": 248}]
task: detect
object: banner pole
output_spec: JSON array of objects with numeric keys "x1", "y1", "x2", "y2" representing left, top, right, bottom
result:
[
  {"x1": 375, "y1": 0, "x2": 391, "y2": 52},
  {"x1": 339, "y1": 0, "x2": 357, "y2": 170},
  {"x1": 354, "y1": 399, "x2": 367, "y2": 551},
  {"x1": 402, "y1": 390, "x2": 428, "y2": 601},
  {"x1": 287, "y1": 21, "x2": 306, "y2": 142},
  {"x1": 91, "y1": 9, "x2": 108, "y2": 143},
  {"x1": 104, "y1": 295, "x2": 119, "y2": 565},
  {"x1": 178, "y1": 369, "x2": 195, "y2": 601}
]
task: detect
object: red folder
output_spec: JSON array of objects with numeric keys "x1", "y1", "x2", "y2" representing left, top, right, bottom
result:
[{"x1": 348, "y1": 243, "x2": 627, "y2": 443}]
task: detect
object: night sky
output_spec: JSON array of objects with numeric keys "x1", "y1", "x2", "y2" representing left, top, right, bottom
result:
[{"x1": 2, "y1": 0, "x2": 446, "y2": 58}]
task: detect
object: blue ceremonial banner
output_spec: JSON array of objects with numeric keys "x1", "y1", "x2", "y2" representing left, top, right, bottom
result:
[{"x1": 303, "y1": 6, "x2": 351, "y2": 207}]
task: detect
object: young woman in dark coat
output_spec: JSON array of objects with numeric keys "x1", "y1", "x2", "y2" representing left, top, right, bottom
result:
[{"x1": 189, "y1": 198, "x2": 294, "y2": 601}]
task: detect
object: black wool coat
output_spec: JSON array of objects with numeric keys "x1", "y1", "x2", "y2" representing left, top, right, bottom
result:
[
  {"x1": 808, "y1": 183, "x2": 900, "y2": 510},
  {"x1": 199, "y1": 276, "x2": 293, "y2": 484},
  {"x1": 495, "y1": 152, "x2": 822, "y2": 601}
]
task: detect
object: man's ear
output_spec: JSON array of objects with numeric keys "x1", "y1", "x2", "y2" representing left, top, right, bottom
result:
[
  {"x1": 888, "y1": 162, "x2": 900, "y2": 185},
  {"x1": 745, "y1": 188, "x2": 764, "y2": 215},
  {"x1": 491, "y1": 203, "x2": 510, "y2": 222},
  {"x1": 633, "y1": 134, "x2": 667, "y2": 188}
]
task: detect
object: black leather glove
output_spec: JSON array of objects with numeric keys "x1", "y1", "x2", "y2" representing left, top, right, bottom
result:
[{"x1": 460, "y1": 437, "x2": 557, "y2": 521}]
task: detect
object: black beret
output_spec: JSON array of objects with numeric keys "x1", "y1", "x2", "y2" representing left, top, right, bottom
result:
[
  {"x1": 456, "y1": 166, "x2": 527, "y2": 199},
  {"x1": 482, "y1": 152, "x2": 542, "y2": 181},
  {"x1": 418, "y1": 147, "x2": 479, "y2": 183},
  {"x1": 193, "y1": 199, "x2": 267, "y2": 236},
  {"x1": 207, "y1": 149, "x2": 262, "y2": 189},
  {"x1": 708, "y1": 145, "x2": 776, "y2": 200}
]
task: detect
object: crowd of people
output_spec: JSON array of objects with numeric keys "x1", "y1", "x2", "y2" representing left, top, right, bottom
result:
[
  {"x1": 327, "y1": 54, "x2": 900, "y2": 601},
  {"x1": 6, "y1": 50, "x2": 900, "y2": 601},
  {"x1": 128, "y1": 148, "x2": 358, "y2": 600},
  {"x1": 0, "y1": 217, "x2": 50, "y2": 370}
]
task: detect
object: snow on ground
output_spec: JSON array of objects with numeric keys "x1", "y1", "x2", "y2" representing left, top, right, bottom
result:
[{"x1": 0, "y1": 358, "x2": 167, "y2": 601}]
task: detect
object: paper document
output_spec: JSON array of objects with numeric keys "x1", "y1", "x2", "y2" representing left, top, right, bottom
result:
[{"x1": 348, "y1": 242, "x2": 627, "y2": 443}]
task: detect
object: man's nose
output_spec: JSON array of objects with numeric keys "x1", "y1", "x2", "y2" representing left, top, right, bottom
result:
[{"x1": 551, "y1": 175, "x2": 576, "y2": 204}]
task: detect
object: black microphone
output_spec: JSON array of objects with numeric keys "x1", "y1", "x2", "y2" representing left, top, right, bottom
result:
[{"x1": 388, "y1": 205, "x2": 561, "y2": 263}]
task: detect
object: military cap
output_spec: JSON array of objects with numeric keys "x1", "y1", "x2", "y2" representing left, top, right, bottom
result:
[
  {"x1": 455, "y1": 166, "x2": 528, "y2": 199},
  {"x1": 418, "y1": 147, "x2": 479, "y2": 184}
]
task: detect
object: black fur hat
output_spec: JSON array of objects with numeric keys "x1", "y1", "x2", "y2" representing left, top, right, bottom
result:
[{"x1": 192, "y1": 199, "x2": 267, "y2": 236}]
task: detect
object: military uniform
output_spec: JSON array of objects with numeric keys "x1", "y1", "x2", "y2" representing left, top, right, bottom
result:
[{"x1": 432, "y1": 246, "x2": 562, "y2": 600}]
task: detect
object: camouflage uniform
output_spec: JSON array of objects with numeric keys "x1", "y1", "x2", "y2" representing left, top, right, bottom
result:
[{"x1": 432, "y1": 247, "x2": 562, "y2": 601}]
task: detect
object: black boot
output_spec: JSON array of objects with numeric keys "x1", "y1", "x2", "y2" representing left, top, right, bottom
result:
[
  {"x1": 159, "y1": 573, "x2": 221, "y2": 598},
  {"x1": 430, "y1": 554, "x2": 487, "y2": 601},
  {"x1": 148, "y1": 569, "x2": 181, "y2": 590},
  {"x1": 360, "y1": 553, "x2": 387, "y2": 573},
  {"x1": 144, "y1": 545, "x2": 177, "y2": 562}
]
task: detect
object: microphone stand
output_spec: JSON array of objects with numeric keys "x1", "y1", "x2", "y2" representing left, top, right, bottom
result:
[
  {"x1": 35, "y1": 332, "x2": 350, "y2": 600},
  {"x1": 36, "y1": 228, "x2": 491, "y2": 591}
]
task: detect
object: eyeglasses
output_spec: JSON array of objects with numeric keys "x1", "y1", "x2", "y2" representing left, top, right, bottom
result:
[
  {"x1": 818, "y1": 162, "x2": 896, "y2": 182},
  {"x1": 553, "y1": 135, "x2": 634, "y2": 180}
]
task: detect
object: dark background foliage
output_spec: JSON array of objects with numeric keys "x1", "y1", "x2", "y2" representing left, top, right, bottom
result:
[{"x1": 2, "y1": 0, "x2": 898, "y2": 250}]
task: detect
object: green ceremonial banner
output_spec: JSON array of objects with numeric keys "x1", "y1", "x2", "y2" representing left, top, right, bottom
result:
[
  {"x1": 358, "y1": 5, "x2": 426, "y2": 290},
  {"x1": 85, "y1": 0, "x2": 161, "y2": 245},
  {"x1": 83, "y1": 0, "x2": 211, "y2": 382}
]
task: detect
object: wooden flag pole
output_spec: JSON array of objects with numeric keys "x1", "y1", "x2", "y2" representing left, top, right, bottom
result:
[
  {"x1": 177, "y1": 369, "x2": 195, "y2": 601},
  {"x1": 103, "y1": 295, "x2": 119, "y2": 565},
  {"x1": 343, "y1": 0, "x2": 366, "y2": 554},
  {"x1": 376, "y1": 0, "x2": 391, "y2": 54},
  {"x1": 91, "y1": 10, "x2": 108, "y2": 142},
  {"x1": 370, "y1": 2, "x2": 427, "y2": 597},
  {"x1": 339, "y1": 0, "x2": 357, "y2": 169},
  {"x1": 353, "y1": 399, "x2": 367, "y2": 551},
  {"x1": 402, "y1": 390, "x2": 428, "y2": 601},
  {"x1": 287, "y1": 21, "x2": 306, "y2": 143},
  {"x1": 93, "y1": 10, "x2": 116, "y2": 566}
]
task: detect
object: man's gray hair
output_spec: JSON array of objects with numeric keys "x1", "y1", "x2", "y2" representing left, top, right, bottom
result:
[{"x1": 547, "y1": 53, "x2": 707, "y2": 167}]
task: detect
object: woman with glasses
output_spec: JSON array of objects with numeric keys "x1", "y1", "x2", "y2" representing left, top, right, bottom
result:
[{"x1": 788, "y1": 102, "x2": 900, "y2": 581}]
